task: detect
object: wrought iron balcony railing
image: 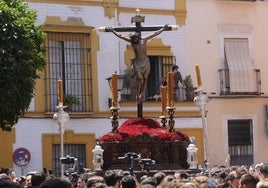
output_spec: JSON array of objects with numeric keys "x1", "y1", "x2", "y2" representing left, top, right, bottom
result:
[{"x1": 218, "y1": 69, "x2": 261, "y2": 95}]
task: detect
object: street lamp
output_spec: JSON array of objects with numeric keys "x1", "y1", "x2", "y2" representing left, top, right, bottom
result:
[
  {"x1": 194, "y1": 64, "x2": 211, "y2": 177},
  {"x1": 194, "y1": 91, "x2": 210, "y2": 176},
  {"x1": 53, "y1": 105, "x2": 70, "y2": 177}
]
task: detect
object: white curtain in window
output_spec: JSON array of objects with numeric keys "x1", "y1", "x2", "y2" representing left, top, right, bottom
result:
[{"x1": 224, "y1": 38, "x2": 255, "y2": 93}]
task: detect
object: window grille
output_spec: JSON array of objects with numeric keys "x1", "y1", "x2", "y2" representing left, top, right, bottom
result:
[
  {"x1": 219, "y1": 68, "x2": 261, "y2": 95},
  {"x1": 228, "y1": 119, "x2": 253, "y2": 166},
  {"x1": 44, "y1": 32, "x2": 93, "y2": 113},
  {"x1": 146, "y1": 55, "x2": 175, "y2": 100},
  {"x1": 121, "y1": 55, "x2": 176, "y2": 102},
  {"x1": 52, "y1": 144, "x2": 86, "y2": 177}
]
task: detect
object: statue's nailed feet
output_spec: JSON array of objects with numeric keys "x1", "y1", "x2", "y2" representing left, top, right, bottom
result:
[{"x1": 137, "y1": 95, "x2": 142, "y2": 104}]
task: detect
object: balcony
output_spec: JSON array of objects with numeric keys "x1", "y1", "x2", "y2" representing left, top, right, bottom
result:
[
  {"x1": 120, "y1": 85, "x2": 189, "y2": 102},
  {"x1": 218, "y1": 69, "x2": 261, "y2": 95}
]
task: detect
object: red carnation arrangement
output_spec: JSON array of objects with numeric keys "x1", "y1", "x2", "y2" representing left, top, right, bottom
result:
[{"x1": 98, "y1": 118, "x2": 189, "y2": 142}]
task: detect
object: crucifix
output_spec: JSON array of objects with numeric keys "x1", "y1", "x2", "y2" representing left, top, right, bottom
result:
[{"x1": 99, "y1": 8, "x2": 178, "y2": 118}]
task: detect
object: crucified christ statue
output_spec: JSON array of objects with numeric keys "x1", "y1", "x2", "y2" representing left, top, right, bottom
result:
[
  {"x1": 109, "y1": 24, "x2": 169, "y2": 103},
  {"x1": 99, "y1": 9, "x2": 178, "y2": 118}
]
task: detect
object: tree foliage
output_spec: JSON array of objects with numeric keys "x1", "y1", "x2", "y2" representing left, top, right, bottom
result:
[{"x1": 0, "y1": 0, "x2": 46, "y2": 131}]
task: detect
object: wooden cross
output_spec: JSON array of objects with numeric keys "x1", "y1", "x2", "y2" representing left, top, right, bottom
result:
[
  {"x1": 99, "y1": 9, "x2": 178, "y2": 118},
  {"x1": 99, "y1": 9, "x2": 178, "y2": 34}
]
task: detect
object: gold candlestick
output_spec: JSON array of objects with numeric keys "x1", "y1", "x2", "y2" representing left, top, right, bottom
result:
[
  {"x1": 110, "y1": 107, "x2": 119, "y2": 133},
  {"x1": 160, "y1": 116, "x2": 167, "y2": 128},
  {"x1": 167, "y1": 106, "x2": 176, "y2": 132}
]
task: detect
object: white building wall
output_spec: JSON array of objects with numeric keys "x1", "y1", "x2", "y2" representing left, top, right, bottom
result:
[
  {"x1": 119, "y1": 0, "x2": 175, "y2": 10},
  {"x1": 19, "y1": 0, "x2": 268, "y2": 171},
  {"x1": 10, "y1": 1, "x2": 200, "y2": 176},
  {"x1": 28, "y1": 2, "x2": 187, "y2": 111},
  {"x1": 186, "y1": 0, "x2": 268, "y2": 166}
]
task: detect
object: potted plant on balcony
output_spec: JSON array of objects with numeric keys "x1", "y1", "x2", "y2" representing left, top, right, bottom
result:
[
  {"x1": 183, "y1": 75, "x2": 195, "y2": 101},
  {"x1": 63, "y1": 94, "x2": 80, "y2": 111}
]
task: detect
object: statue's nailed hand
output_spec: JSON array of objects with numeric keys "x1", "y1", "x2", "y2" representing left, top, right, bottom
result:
[
  {"x1": 164, "y1": 24, "x2": 169, "y2": 30},
  {"x1": 107, "y1": 26, "x2": 114, "y2": 31}
]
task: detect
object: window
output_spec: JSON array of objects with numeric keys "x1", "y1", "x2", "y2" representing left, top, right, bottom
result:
[
  {"x1": 44, "y1": 32, "x2": 93, "y2": 113},
  {"x1": 228, "y1": 119, "x2": 253, "y2": 166},
  {"x1": 218, "y1": 25, "x2": 261, "y2": 95},
  {"x1": 224, "y1": 38, "x2": 255, "y2": 93},
  {"x1": 146, "y1": 56, "x2": 175, "y2": 99},
  {"x1": 121, "y1": 55, "x2": 175, "y2": 102},
  {"x1": 52, "y1": 144, "x2": 86, "y2": 177}
]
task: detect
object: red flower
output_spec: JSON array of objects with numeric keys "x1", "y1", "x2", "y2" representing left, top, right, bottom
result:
[
  {"x1": 98, "y1": 132, "x2": 124, "y2": 142},
  {"x1": 99, "y1": 118, "x2": 189, "y2": 143}
]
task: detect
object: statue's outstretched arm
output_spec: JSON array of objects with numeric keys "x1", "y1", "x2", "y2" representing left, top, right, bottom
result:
[
  {"x1": 108, "y1": 27, "x2": 131, "y2": 43},
  {"x1": 143, "y1": 24, "x2": 169, "y2": 41}
]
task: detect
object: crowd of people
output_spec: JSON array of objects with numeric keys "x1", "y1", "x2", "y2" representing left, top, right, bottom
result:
[{"x1": 0, "y1": 163, "x2": 268, "y2": 188}]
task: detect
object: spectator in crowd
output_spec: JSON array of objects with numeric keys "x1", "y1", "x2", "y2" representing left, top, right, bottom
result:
[
  {"x1": 86, "y1": 175, "x2": 105, "y2": 188},
  {"x1": 140, "y1": 176, "x2": 157, "y2": 188},
  {"x1": 258, "y1": 164, "x2": 268, "y2": 181},
  {"x1": 159, "y1": 174, "x2": 176, "y2": 188},
  {"x1": 0, "y1": 173, "x2": 11, "y2": 182},
  {"x1": 83, "y1": 172, "x2": 97, "y2": 186},
  {"x1": 257, "y1": 180, "x2": 268, "y2": 188},
  {"x1": 31, "y1": 172, "x2": 46, "y2": 188},
  {"x1": 40, "y1": 177, "x2": 72, "y2": 188},
  {"x1": 25, "y1": 172, "x2": 35, "y2": 188},
  {"x1": 0, "y1": 180, "x2": 19, "y2": 188},
  {"x1": 238, "y1": 173, "x2": 258, "y2": 188},
  {"x1": 225, "y1": 170, "x2": 242, "y2": 188},
  {"x1": 10, "y1": 172, "x2": 18, "y2": 184},
  {"x1": 103, "y1": 170, "x2": 121, "y2": 188},
  {"x1": 91, "y1": 182, "x2": 108, "y2": 188},
  {"x1": 18, "y1": 176, "x2": 26, "y2": 188},
  {"x1": 153, "y1": 171, "x2": 166, "y2": 187},
  {"x1": 179, "y1": 171, "x2": 189, "y2": 180},
  {"x1": 76, "y1": 175, "x2": 85, "y2": 188},
  {"x1": 121, "y1": 174, "x2": 138, "y2": 188}
]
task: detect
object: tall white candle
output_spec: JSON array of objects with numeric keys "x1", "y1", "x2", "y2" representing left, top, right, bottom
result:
[
  {"x1": 195, "y1": 64, "x2": 202, "y2": 90},
  {"x1": 58, "y1": 79, "x2": 63, "y2": 106},
  {"x1": 167, "y1": 72, "x2": 173, "y2": 107},
  {"x1": 111, "y1": 73, "x2": 118, "y2": 107},
  {"x1": 161, "y1": 86, "x2": 167, "y2": 116}
]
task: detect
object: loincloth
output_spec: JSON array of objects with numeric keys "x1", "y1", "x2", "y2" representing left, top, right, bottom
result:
[{"x1": 132, "y1": 58, "x2": 150, "y2": 75}]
